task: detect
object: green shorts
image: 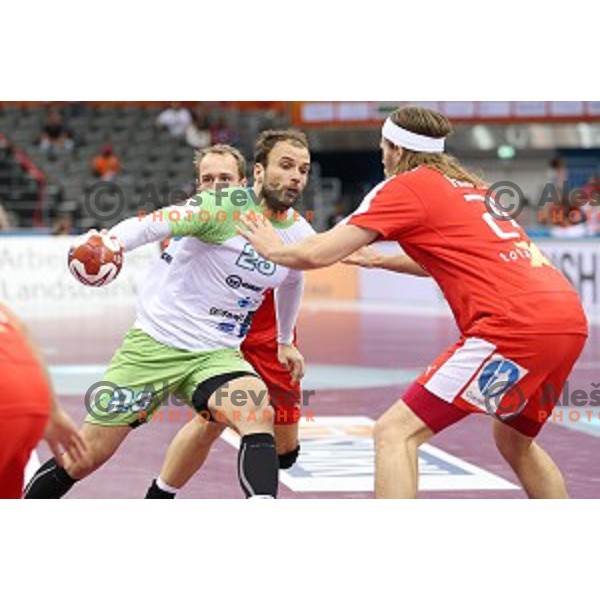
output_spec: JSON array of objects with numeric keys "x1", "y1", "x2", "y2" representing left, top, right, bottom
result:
[{"x1": 84, "y1": 328, "x2": 256, "y2": 427}]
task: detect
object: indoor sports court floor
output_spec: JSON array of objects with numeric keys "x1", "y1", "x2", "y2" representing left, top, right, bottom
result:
[{"x1": 28, "y1": 303, "x2": 600, "y2": 498}]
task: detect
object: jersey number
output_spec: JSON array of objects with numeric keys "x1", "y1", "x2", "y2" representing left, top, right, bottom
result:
[
  {"x1": 464, "y1": 194, "x2": 521, "y2": 240},
  {"x1": 236, "y1": 243, "x2": 276, "y2": 276}
]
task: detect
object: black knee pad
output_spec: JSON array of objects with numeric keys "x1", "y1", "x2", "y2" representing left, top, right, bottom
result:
[
  {"x1": 278, "y1": 445, "x2": 300, "y2": 470},
  {"x1": 192, "y1": 371, "x2": 259, "y2": 419}
]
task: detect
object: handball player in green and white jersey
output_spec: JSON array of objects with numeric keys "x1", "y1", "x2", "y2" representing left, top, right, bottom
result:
[
  {"x1": 145, "y1": 139, "x2": 314, "y2": 499},
  {"x1": 25, "y1": 130, "x2": 314, "y2": 499}
]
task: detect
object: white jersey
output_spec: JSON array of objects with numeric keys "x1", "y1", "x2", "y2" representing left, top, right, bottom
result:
[{"x1": 113, "y1": 188, "x2": 314, "y2": 352}]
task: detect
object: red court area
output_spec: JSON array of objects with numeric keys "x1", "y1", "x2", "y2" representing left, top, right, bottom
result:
[{"x1": 29, "y1": 305, "x2": 600, "y2": 498}]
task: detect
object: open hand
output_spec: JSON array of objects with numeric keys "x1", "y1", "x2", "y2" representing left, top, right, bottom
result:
[
  {"x1": 278, "y1": 344, "x2": 306, "y2": 385},
  {"x1": 237, "y1": 213, "x2": 284, "y2": 260},
  {"x1": 43, "y1": 406, "x2": 89, "y2": 468}
]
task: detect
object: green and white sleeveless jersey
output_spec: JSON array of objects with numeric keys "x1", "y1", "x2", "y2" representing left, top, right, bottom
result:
[{"x1": 112, "y1": 187, "x2": 314, "y2": 351}]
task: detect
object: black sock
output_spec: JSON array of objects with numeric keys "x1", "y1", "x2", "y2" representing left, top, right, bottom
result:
[
  {"x1": 24, "y1": 458, "x2": 78, "y2": 499},
  {"x1": 145, "y1": 479, "x2": 176, "y2": 499},
  {"x1": 238, "y1": 433, "x2": 278, "y2": 498},
  {"x1": 278, "y1": 444, "x2": 300, "y2": 470}
]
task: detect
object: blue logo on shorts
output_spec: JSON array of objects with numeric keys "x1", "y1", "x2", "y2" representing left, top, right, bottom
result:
[{"x1": 478, "y1": 360, "x2": 520, "y2": 399}]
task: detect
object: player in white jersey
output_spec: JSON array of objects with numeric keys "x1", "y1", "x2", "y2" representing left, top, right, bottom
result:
[
  {"x1": 145, "y1": 140, "x2": 312, "y2": 499},
  {"x1": 25, "y1": 130, "x2": 313, "y2": 499}
]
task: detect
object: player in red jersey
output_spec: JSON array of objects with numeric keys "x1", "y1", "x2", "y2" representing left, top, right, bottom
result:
[
  {"x1": 0, "y1": 302, "x2": 87, "y2": 498},
  {"x1": 239, "y1": 105, "x2": 588, "y2": 499},
  {"x1": 145, "y1": 140, "x2": 308, "y2": 499}
]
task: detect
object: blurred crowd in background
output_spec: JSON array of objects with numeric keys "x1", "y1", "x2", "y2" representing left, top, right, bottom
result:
[{"x1": 0, "y1": 101, "x2": 598, "y2": 238}]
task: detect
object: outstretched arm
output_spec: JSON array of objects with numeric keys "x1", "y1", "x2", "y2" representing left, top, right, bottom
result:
[
  {"x1": 109, "y1": 190, "x2": 242, "y2": 252},
  {"x1": 108, "y1": 213, "x2": 171, "y2": 252},
  {"x1": 343, "y1": 247, "x2": 430, "y2": 277},
  {"x1": 239, "y1": 218, "x2": 379, "y2": 270}
]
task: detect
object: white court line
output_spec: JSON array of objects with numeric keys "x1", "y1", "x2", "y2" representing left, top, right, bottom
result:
[{"x1": 222, "y1": 417, "x2": 519, "y2": 493}]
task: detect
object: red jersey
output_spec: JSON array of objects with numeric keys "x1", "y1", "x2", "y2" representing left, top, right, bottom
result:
[
  {"x1": 241, "y1": 289, "x2": 301, "y2": 425},
  {"x1": 242, "y1": 288, "x2": 297, "y2": 348},
  {"x1": 0, "y1": 307, "x2": 52, "y2": 417},
  {"x1": 348, "y1": 167, "x2": 588, "y2": 338}
]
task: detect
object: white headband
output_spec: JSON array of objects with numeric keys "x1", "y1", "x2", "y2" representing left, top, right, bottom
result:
[{"x1": 382, "y1": 118, "x2": 445, "y2": 153}]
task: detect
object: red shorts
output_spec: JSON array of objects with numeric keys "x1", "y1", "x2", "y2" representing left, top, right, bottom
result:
[
  {"x1": 403, "y1": 332, "x2": 587, "y2": 438},
  {"x1": 242, "y1": 340, "x2": 302, "y2": 426},
  {"x1": 0, "y1": 414, "x2": 48, "y2": 498}
]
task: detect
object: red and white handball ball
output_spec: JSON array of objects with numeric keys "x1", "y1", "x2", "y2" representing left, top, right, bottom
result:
[{"x1": 68, "y1": 230, "x2": 124, "y2": 287}]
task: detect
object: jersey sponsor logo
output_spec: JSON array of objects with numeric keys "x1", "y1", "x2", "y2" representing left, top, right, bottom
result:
[
  {"x1": 160, "y1": 251, "x2": 173, "y2": 265},
  {"x1": 499, "y1": 245, "x2": 532, "y2": 264},
  {"x1": 235, "y1": 243, "x2": 276, "y2": 276},
  {"x1": 498, "y1": 241, "x2": 553, "y2": 268},
  {"x1": 217, "y1": 322, "x2": 236, "y2": 334},
  {"x1": 216, "y1": 318, "x2": 254, "y2": 338},
  {"x1": 225, "y1": 274, "x2": 263, "y2": 293},
  {"x1": 461, "y1": 354, "x2": 528, "y2": 417},
  {"x1": 209, "y1": 306, "x2": 247, "y2": 323},
  {"x1": 237, "y1": 296, "x2": 259, "y2": 309},
  {"x1": 211, "y1": 306, "x2": 256, "y2": 338},
  {"x1": 514, "y1": 241, "x2": 553, "y2": 268}
]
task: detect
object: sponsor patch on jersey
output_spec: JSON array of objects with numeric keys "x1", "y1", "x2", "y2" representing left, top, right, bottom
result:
[{"x1": 225, "y1": 274, "x2": 263, "y2": 293}]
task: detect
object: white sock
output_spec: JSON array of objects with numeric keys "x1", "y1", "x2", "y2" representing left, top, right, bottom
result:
[{"x1": 156, "y1": 476, "x2": 179, "y2": 495}]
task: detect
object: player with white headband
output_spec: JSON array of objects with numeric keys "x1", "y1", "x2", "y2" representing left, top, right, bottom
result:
[
  {"x1": 381, "y1": 116, "x2": 446, "y2": 153},
  {"x1": 238, "y1": 105, "x2": 588, "y2": 499}
]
